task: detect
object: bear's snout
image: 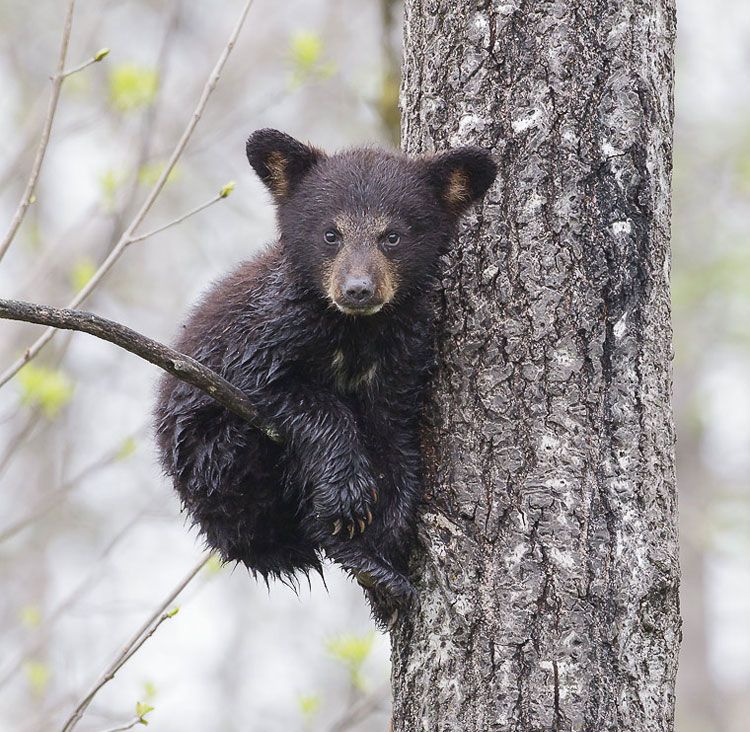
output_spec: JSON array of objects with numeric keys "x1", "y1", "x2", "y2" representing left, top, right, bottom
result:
[
  {"x1": 343, "y1": 275, "x2": 375, "y2": 306},
  {"x1": 326, "y1": 247, "x2": 395, "y2": 316}
]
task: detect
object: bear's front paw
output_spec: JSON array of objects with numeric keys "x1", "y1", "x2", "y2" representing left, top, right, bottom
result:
[{"x1": 314, "y1": 468, "x2": 379, "y2": 539}]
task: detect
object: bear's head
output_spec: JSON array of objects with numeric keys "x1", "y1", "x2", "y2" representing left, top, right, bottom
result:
[{"x1": 246, "y1": 129, "x2": 497, "y2": 316}]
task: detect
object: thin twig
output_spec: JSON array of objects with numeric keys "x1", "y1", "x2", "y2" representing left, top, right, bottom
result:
[
  {"x1": 61, "y1": 48, "x2": 110, "y2": 79},
  {"x1": 127, "y1": 192, "x2": 224, "y2": 244},
  {"x1": 104, "y1": 0, "x2": 181, "y2": 241},
  {"x1": 0, "y1": 0, "x2": 255, "y2": 389},
  {"x1": 9, "y1": 5, "x2": 179, "y2": 300},
  {"x1": 0, "y1": 425, "x2": 147, "y2": 544},
  {"x1": 327, "y1": 684, "x2": 389, "y2": 732},
  {"x1": 0, "y1": 299, "x2": 278, "y2": 441},
  {"x1": 0, "y1": 408, "x2": 41, "y2": 480},
  {"x1": 59, "y1": 553, "x2": 212, "y2": 732},
  {"x1": 0, "y1": 0, "x2": 76, "y2": 264},
  {"x1": 0, "y1": 508, "x2": 151, "y2": 691},
  {"x1": 97, "y1": 717, "x2": 144, "y2": 732}
]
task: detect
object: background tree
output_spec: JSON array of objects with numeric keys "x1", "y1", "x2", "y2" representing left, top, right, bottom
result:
[{"x1": 392, "y1": 2, "x2": 680, "y2": 730}]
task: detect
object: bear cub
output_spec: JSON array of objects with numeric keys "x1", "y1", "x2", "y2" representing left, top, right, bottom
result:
[{"x1": 154, "y1": 129, "x2": 496, "y2": 614}]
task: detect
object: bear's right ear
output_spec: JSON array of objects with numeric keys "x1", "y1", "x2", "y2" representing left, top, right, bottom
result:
[
  {"x1": 246, "y1": 129, "x2": 323, "y2": 201},
  {"x1": 425, "y1": 146, "x2": 497, "y2": 216}
]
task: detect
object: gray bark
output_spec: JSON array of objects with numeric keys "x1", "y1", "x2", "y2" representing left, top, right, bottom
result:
[{"x1": 393, "y1": 2, "x2": 679, "y2": 731}]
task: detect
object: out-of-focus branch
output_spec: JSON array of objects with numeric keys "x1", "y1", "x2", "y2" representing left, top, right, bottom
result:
[
  {"x1": 0, "y1": 299, "x2": 278, "y2": 441},
  {"x1": 60, "y1": 553, "x2": 212, "y2": 732},
  {"x1": 0, "y1": 0, "x2": 255, "y2": 389},
  {"x1": 0, "y1": 508, "x2": 152, "y2": 691},
  {"x1": 0, "y1": 0, "x2": 76, "y2": 264},
  {"x1": 0, "y1": 425, "x2": 147, "y2": 544},
  {"x1": 327, "y1": 684, "x2": 389, "y2": 732},
  {"x1": 106, "y1": 0, "x2": 181, "y2": 240},
  {"x1": 0, "y1": 408, "x2": 41, "y2": 480}
]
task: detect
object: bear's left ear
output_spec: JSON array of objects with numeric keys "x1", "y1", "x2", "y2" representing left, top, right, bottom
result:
[
  {"x1": 425, "y1": 147, "x2": 498, "y2": 215},
  {"x1": 246, "y1": 128, "x2": 324, "y2": 201}
]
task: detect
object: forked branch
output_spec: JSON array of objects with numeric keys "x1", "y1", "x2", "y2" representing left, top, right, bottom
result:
[
  {"x1": 60, "y1": 553, "x2": 213, "y2": 732},
  {"x1": 0, "y1": 0, "x2": 77, "y2": 264},
  {"x1": 0, "y1": 0, "x2": 255, "y2": 388}
]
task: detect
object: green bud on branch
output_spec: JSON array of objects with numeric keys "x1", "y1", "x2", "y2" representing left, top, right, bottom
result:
[{"x1": 219, "y1": 181, "x2": 236, "y2": 198}]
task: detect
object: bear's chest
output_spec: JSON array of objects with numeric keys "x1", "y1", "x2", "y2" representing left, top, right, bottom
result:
[
  {"x1": 330, "y1": 347, "x2": 379, "y2": 396},
  {"x1": 316, "y1": 318, "x2": 399, "y2": 399}
]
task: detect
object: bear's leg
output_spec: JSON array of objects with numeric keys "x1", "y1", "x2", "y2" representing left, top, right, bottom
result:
[
  {"x1": 158, "y1": 399, "x2": 320, "y2": 579},
  {"x1": 317, "y1": 533, "x2": 417, "y2": 603},
  {"x1": 270, "y1": 387, "x2": 381, "y2": 535}
]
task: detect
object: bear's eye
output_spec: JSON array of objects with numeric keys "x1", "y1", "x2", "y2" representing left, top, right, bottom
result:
[
  {"x1": 324, "y1": 229, "x2": 338, "y2": 244},
  {"x1": 385, "y1": 232, "x2": 400, "y2": 247}
]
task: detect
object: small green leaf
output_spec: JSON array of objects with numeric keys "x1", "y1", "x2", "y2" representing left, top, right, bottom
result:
[
  {"x1": 69, "y1": 257, "x2": 97, "y2": 291},
  {"x1": 116, "y1": 436, "x2": 138, "y2": 461},
  {"x1": 109, "y1": 64, "x2": 158, "y2": 111},
  {"x1": 165, "y1": 607, "x2": 179, "y2": 618},
  {"x1": 94, "y1": 48, "x2": 110, "y2": 62},
  {"x1": 290, "y1": 31, "x2": 322, "y2": 69},
  {"x1": 99, "y1": 169, "x2": 121, "y2": 210},
  {"x1": 326, "y1": 633, "x2": 374, "y2": 666},
  {"x1": 135, "y1": 701, "x2": 154, "y2": 717},
  {"x1": 326, "y1": 633, "x2": 374, "y2": 691},
  {"x1": 135, "y1": 700, "x2": 154, "y2": 725},
  {"x1": 297, "y1": 693, "x2": 321, "y2": 721},
  {"x1": 288, "y1": 30, "x2": 336, "y2": 87},
  {"x1": 23, "y1": 660, "x2": 51, "y2": 696},
  {"x1": 219, "y1": 181, "x2": 235, "y2": 198},
  {"x1": 18, "y1": 365, "x2": 74, "y2": 419},
  {"x1": 143, "y1": 680, "x2": 157, "y2": 701},
  {"x1": 20, "y1": 605, "x2": 42, "y2": 628}
]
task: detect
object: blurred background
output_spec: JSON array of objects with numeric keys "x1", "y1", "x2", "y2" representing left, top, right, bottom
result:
[{"x1": 0, "y1": 0, "x2": 746, "y2": 730}]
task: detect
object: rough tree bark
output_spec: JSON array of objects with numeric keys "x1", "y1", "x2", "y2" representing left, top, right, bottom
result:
[{"x1": 392, "y1": 2, "x2": 679, "y2": 731}]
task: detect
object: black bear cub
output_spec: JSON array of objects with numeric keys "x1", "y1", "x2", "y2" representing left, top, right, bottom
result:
[{"x1": 154, "y1": 129, "x2": 496, "y2": 616}]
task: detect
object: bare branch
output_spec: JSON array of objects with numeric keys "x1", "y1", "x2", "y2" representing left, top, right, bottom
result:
[
  {"x1": 126, "y1": 189, "x2": 226, "y2": 245},
  {"x1": 60, "y1": 553, "x2": 212, "y2": 732},
  {"x1": 0, "y1": 299, "x2": 279, "y2": 441},
  {"x1": 97, "y1": 718, "x2": 144, "y2": 732},
  {"x1": 0, "y1": 507, "x2": 153, "y2": 691},
  {"x1": 0, "y1": 0, "x2": 255, "y2": 389},
  {"x1": 61, "y1": 48, "x2": 110, "y2": 79},
  {"x1": 327, "y1": 684, "x2": 389, "y2": 732},
  {"x1": 0, "y1": 0, "x2": 76, "y2": 264},
  {"x1": 0, "y1": 408, "x2": 41, "y2": 480},
  {"x1": 0, "y1": 425, "x2": 147, "y2": 544}
]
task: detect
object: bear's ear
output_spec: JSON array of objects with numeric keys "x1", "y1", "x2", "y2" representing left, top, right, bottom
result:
[
  {"x1": 246, "y1": 129, "x2": 324, "y2": 200},
  {"x1": 425, "y1": 147, "x2": 497, "y2": 215}
]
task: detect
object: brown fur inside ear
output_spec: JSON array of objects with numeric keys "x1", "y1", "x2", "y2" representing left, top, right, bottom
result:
[
  {"x1": 426, "y1": 146, "x2": 498, "y2": 216},
  {"x1": 444, "y1": 168, "x2": 471, "y2": 209},
  {"x1": 246, "y1": 129, "x2": 323, "y2": 200},
  {"x1": 266, "y1": 151, "x2": 289, "y2": 198}
]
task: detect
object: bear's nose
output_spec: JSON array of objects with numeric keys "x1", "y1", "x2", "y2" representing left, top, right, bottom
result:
[{"x1": 344, "y1": 277, "x2": 374, "y2": 303}]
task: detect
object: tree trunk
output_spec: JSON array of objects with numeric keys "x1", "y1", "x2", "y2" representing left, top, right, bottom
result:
[{"x1": 392, "y1": 2, "x2": 680, "y2": 731}]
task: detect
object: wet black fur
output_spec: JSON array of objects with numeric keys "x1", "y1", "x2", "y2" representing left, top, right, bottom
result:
[{"x1": 154, "y1": 130, "x2": 497, "y2": 616}]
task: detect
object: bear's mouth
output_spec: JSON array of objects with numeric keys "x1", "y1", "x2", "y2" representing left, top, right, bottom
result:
[{"x1": 333, "y1": 300, "x2": 384, "y2": 316}]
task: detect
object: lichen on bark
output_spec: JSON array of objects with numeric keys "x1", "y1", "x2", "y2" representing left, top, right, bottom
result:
[{"x1": 392, "y1": 1, "x2": 679, "y2": 730}]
